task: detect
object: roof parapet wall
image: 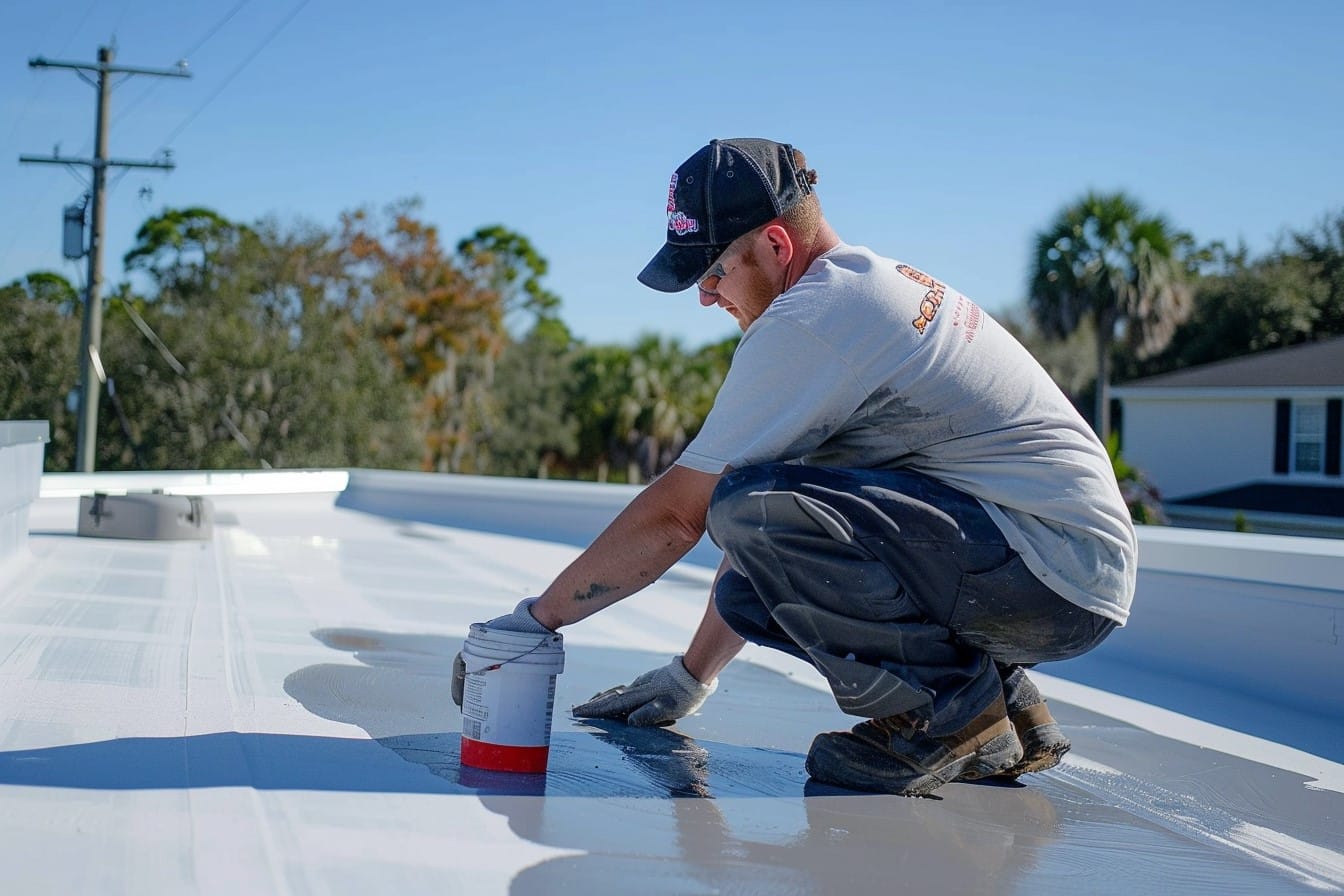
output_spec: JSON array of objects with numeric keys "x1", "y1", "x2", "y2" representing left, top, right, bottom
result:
[
  {"x1": 27, "y1": 466, "x2": 1344, "y2": 731},
  {"x1": 0, "y1": 421, "x2": 49, "y2": 575}
]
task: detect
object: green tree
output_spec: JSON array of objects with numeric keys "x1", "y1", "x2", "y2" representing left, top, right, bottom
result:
[
  {"x1": 690, "y1": 335, "x2": 738, "y2": 419},
  {"x1": 456, "y1": 225, "x2": 562, "y2": 330},
  {"x1": 1125, "y1": 216, "x2": 1344, "y2": 380},
  {"x1": 0, "y1": 272, "x2": 81, "y2": 471},
  {"x1": 1287, "y1": 209, "x2": 1344, "y2": 335},
  {"x1": 1028, "y1": 192, "x2": 1193, "y2": 440},
  {"x1": 342, "y1": 200, "x2": 504, "y2": 473},
  {"x1": 562, "y1": 334, "x2": 735, "y2": 483},
  {"x1": 569, "y1": 342, "x2": 635, "y2": 481},
  {"x1": 1145, "y1": 250, "x2": 1324, "y2": 374},
  {"x1": 488, "y1": 318, "x2": 580, "y2": 478},
  {"x1": 344, "y1": 204, "x2": 569, "y2": 473},
  {"x1": 123, "y1": 206, "x2": 253, "y2": 300},
  {"x1": 622, "y1": 334, "x2": 726, "y2": 482},
  {"x1": 101, "y1": 209, "x2": 418, "y2": 470}
]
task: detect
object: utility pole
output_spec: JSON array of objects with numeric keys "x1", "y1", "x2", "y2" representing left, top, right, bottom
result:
[{"x1": 21, "y1": 45, "x2": 190, "y2": 472}]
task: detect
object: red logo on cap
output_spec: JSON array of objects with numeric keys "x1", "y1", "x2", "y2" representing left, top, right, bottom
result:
[
  {"x1": 669, "y1": 212, "x2": 698, "y2": 235},
  {"x1": 666, "y1": 173, "x2": 698, "y2": 235}
]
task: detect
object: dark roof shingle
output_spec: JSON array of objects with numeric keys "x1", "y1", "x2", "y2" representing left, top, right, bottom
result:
[{"x1": 1120, "y1": 336, "x2": 1344, "y2": 389}]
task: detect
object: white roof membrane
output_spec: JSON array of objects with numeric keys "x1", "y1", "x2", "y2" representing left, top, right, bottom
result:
[{"x1": 1, "y1": 474, "x2": 1341, "y2": 894}]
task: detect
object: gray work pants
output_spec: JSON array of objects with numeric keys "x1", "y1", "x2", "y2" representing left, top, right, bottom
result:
[{"x1": 706, "y1": 463, "x2": 1116, "y2": 737}]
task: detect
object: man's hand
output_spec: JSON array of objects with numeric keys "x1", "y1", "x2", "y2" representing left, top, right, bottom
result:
[
  {"x1": 483, "y1": 596, "x2": 553, "y2": 634},
  {"x1": 571, "y1": 656, "x2": 716, "y2": 727},
  {"x1": 452, "y1": 598, "x2": 552, "y2": 708}
]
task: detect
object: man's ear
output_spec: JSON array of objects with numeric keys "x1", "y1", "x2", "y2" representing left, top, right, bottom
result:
[{"x1": 761, "y1": 223, "x2": 794, "y2": 270}]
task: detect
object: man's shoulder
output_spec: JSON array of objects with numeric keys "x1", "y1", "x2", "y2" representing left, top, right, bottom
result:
[
  {"x1": 795, "y1": 244, "x2": 934, "y2": 295},
  {"x1": 772, "y1": 244, "x2": 928, "y2": 327}
]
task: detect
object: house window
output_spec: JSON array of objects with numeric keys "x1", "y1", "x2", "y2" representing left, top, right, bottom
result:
[{"x1": 1292, "y1": 401, "x2": 1326, "y2": 474}]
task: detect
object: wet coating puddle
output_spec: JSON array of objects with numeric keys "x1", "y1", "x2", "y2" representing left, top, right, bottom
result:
[{"x1": 276, "y1": 629, "x2": 1344, "y2": 894}]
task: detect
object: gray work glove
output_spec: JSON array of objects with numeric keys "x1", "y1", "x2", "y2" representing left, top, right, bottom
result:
[
  {"x1": 485, "y1": 596, "x2": 553, "y2": 634},
  {"x1": 571, "y1": 656, "x2": 716, "y2": 727},
  {"x1": 452, "y1": 597, "x2": 552, "y2": 708}
]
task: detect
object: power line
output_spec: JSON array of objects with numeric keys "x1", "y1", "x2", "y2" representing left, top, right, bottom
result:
[
  {"x1": 51, "y1": 0, "x2": 102, "y2": 59},
  {"x1": 112, "y1": 0, "x2": 255, "y2": 129},
  {"x1": 109, "y1": 0, "x2": 136, "y2": 45},
  {"x1": 0, "y1": 0, "x2": 101, "y2": 195},
  {"x1": 6, "y1": 0, "x2": 308, "y2": 290},
  {"x1": 1, "y1": 3, "x2": 134, "y2": 276},
  {"x1": 182, "y1": 0, "x2": 256, "y2": 60},
  {"x1": 3, "y1": 0, "x2": 277, "y2": 286},
  {"x1": 157, "y1": 0, "x2": 310, "y2": 150},
  {"x1": 17, "y1": 0, "x2": 259, "y2": 162}
]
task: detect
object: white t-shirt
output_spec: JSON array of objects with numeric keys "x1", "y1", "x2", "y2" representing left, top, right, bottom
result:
[{"x1": 677, "y1": 243, "x2": 1137, "y2": 624}]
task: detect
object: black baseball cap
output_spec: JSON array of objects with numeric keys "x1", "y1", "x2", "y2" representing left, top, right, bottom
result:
[{"x1": 637, "y1": 138, "x2": 814, "y2": 293}]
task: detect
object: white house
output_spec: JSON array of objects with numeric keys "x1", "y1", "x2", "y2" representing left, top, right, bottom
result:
[{"x1": 1113, "y1": 336, "x2": 1344, "y2": 536}]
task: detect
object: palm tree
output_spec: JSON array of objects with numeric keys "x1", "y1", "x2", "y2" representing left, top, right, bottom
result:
[
  {"x1": 621, "y1": 334, "x2": 724, "y2": 483},
  {"x1": 1028, "y1": 192, "x2": 1192, "y2": 440}
]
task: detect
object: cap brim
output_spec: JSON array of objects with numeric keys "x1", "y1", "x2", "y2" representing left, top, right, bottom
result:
[{"x1": 637, "y1": 241, "x2": 724, "y2": 293}]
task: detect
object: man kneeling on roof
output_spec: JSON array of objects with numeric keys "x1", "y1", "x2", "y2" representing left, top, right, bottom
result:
[{"x1": 457, "y1": 137, "x2": 1135, "y2": 797}]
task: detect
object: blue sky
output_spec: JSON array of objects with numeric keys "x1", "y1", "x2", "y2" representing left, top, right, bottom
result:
[{"x1": 2, "y1": 0, "x2": 1341, "y2": 349}]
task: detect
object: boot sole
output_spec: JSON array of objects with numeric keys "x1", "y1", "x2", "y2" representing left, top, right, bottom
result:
[
  {"x1": 1000, "y1": 722, "x2": 1070, "y2": 777},
  {"x1": 806, "y1": 729, "x2": 1023, "y2": 797}
]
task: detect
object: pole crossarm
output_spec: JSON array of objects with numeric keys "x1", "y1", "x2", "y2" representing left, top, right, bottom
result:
[
  {"x1": 29, "y1": 56, "x2": 192, "y2": 80},
  {"x1": 19, "y1": 154, "x2": 176, "y2": 171}
]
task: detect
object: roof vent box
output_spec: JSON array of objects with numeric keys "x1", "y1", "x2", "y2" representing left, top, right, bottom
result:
[{"x1": 78, "y1": 492, "x2": 214, "y2": 541}]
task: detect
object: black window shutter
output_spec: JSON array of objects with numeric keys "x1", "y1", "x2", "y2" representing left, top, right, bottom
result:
[
  {"x1": 1274, "y1": 399, "x2": 1291, "y2": 474},
  {"x1": 1327, "y1": 398, "x2": 1342, "y2": 477}
]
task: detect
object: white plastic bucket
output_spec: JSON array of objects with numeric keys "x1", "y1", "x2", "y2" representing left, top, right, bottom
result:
[{"x1": 459, "y1": 623, "x2": 565, "y2": 773}]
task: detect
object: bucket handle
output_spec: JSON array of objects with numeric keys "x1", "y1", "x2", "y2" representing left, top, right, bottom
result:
[{"x1": 461, "y1": 636, "x2": 556, "y2": 674}]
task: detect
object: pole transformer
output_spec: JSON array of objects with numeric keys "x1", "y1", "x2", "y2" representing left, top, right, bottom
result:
[{"x1": 20, "y1": 45, "x2": 190, "y2": 472}]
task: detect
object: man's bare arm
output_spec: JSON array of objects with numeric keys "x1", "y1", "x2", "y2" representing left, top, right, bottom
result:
[
  {"x1": 681, "y1": 557, "x2": 746, "y2": 682},
  {"x1": 529, "y1": 464, "x2": 721, "y2": 631}
]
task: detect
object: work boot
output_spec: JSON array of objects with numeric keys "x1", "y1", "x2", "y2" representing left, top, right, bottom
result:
[
  {"x1": 805, "y1": 694, "x2": 1023, "y2": 797},
  {"x1": 999, "y1": 701, "x2": 1070, "y2": 777}
]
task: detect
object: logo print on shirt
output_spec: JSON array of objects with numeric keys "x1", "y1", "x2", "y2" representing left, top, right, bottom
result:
[
  {"x1": 666, "y1": 172, "x2": 698, "y2": 235},
  {"x1": 950, "y1": 296, "x2": 983, "y2": 344},
  {"x1": 897, "y1": 264, "x2": 947, "y2": 335}
]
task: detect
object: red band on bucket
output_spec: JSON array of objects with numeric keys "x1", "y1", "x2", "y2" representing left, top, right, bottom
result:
[{"x1": 461, "y1": 737, "x2": 550, "y2": 773}]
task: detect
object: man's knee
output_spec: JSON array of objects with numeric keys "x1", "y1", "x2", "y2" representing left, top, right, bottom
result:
[{"x1": 707, "y1": 463, "x2": 789, "y2": 546}]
